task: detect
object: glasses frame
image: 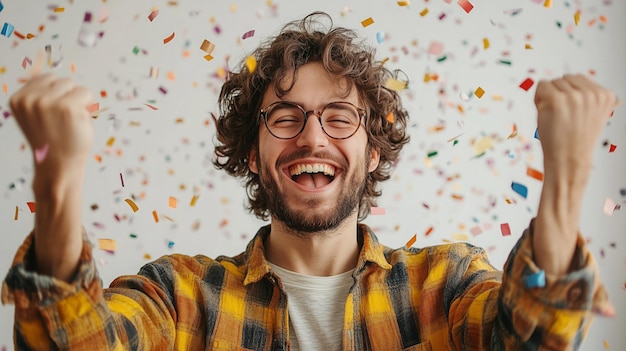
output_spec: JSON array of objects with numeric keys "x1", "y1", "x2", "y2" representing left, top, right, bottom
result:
[{"x1": 258, "y1": 100, "x2": 367, "y2": 140}]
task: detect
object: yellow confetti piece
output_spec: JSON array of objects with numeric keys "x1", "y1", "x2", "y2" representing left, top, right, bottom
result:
[
  {"x1": 125, "y1": 199, "x2": 139, "y2": 212},
  {"x1": 474, "y1": 86, "x2": 485, "y2": 98},
  {"x1": 473, "y1": 136, "x2": 493, "y2": 155},
  {"x1": 204, "y1": 54, "x2": 214, "y2": 61},
  {"x1": 54, "y1": 7, "x2": 65, "y2": 12},
  {"x1": 152, "y1": 210, "x2": 159, "y2": 222},
  {"x1": 169, "y1": 196, "x2": 177, "y2": 208},
  {"x1": 574, "y1": 10, "x2": 581, "y2": 25},
  {"x1": 361, "y1": 17, "x2": 374, "y2": 27},
  {"x1": 106, "y1": 136, "x2": 115, "y2": 147},
  {"x1": 98, "y1": 238, "x2": 117, "y2": 252},
  {"x1": 397, "y1": 1, "x2": 410, "y2": 5},
  {"x1": 384, "y1": 78, "x2": 406, "y2": 91},
  {"x1": 483, "y1": 38, "x2": 490, "y2": 49},
  {"x1": 0, "y1": 66, "x2": 7, "y2": 73},
  {"x1": 190, "y1": 194, "x2": 199, "y2": 206},
  {"x1": 405, "y1": 234, "x2": 417, "y2": 248},
  {"x1": 386, "y1": 112, "x2": 395, "y2": 123},
  {"x1": 245, "y1": 56, "x2": 257, "y2": 73},
  {"x1": 452, "y1": 233, "x2": 470, "y2": 241},
  {"x1": 419, "y1": 8, "x2": 429, "y2": 16},
  {"x1": 144, "y1": 253, "x2": 152, "y2": 260},
  {"x1": 543, "y1": 0, "x2": 552, "y2": 8},
  {"x1": 525, "y1": 43, "x2": 533, "y2": 49}
]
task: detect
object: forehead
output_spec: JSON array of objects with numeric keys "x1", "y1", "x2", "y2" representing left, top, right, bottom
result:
[{"x1": 262, "y1": 62, "x2": 358, "y2": 106}]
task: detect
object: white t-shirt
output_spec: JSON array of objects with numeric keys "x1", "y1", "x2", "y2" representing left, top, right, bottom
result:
[{"x1": 268, "y1": 263, "x2": 355, "y2": 351}]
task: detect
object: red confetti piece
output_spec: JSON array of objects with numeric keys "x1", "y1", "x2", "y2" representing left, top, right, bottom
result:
[
  {"x1": 148, "y1": 9, "x2": 159, "y2": 22},
  {"x1": 143, "y1": 103, "x2": 158, "y2": 110},
  {"x1": 163, "y1": 32, "x2": 175, "y2": 44},
  {"x1": 500, "y1": 223, "x2": 511, "y2": 236},
  {"x1": 519, "y1": 78, "x2": 534, "y2": 91},
  {"x1": 27, "y1": 202, "x2": 36, "y2": 213},
  {"x1": 609, "y1": 144, "x2": 617, "y2": 153},
  {"x1": 88, "y1": 102, "x2": 99, "y2": 113},
  {"x1": 457, "y1": 0, "x2": 474, "y2": 13},
  {"x1": 424, "y1": 226, "x2": 434, "y2": 236}
]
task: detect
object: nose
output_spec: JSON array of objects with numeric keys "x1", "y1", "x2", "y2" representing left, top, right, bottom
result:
[{"x1": 295, "y1": 112, "x2": 329, "y2": 148}]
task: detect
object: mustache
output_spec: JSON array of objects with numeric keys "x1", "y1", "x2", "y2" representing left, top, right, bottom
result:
[{"x1": 276, "y1": 150, "x2": 348, "y2": 169}]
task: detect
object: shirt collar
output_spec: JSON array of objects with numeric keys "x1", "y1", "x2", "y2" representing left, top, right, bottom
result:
[{"x1": 243, "y1": 223, "x2": 392, "y2": 286}]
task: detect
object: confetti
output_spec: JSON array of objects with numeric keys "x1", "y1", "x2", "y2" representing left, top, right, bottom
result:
[
  {"x1": 603, "y1": 198, "x2": 618, "y2": 216},
  {"x1": 120, "y1": 173, "x2": 125, "y2": 187},
  {"x1": 419, "y1": 8, "x2": 429, "y2": 17},
  {"x1": 511, "y1": 181, "x2": 528, "y2": 198},
  {"x1": 457, "y1": 0, "x2": 474, "y2": 14},
  {"x1": 169, "y1": 196, "x2": 177, "y2": 208},
  {"x1": 376, "y1": 32, "x2": 385, "y2": 43},
  {"x1": 98, "y1": 238, "x2": 117, "y2": 253},
  {"x1": 360, "y1": 17, "x2": 374, "y2": 28},
  {"x1": 519, "y1": 78, "x2": 534, "y2": 91},
  {"x1": 14, "y1": 206, "x2": 18, "y2": 220},
  {"x1": 241, "y1": 29, "x2": 255, "y2": 39},
  {"x1": 245, "y1": 56, "x2": 257, "y2": 73},
  {"x1": 148, "y1": 8, "x2": 159, "y2": 21},
  {"x1": 428, "y1": 41, "x2": 444, "y2": 55},
  {"x1": 524, "y1": 269, "x2": 546, "y2": 288},
  {"x1": 34, "y1": 144, "x2": 49, "y2": 163},
  {"x1": 27, "y1": 202, "x2": 36, "y2": 213},
  {"x1": 152, "y1": 210, "x2": 159, "y2": 222},
  {"x1": 482, "y1": 38, "x2": 490, "y2": 49},
  {"x1": 543, "y1": 0, "x2": 552, "y2": 8},
  {"x1": 54, "y1": 7, "x2": 64, "y2": 13},
  {"x1": 0, "y1": 1, "x2": 3, "y2": 12},
  {"x1": 125, "y1": 199, "x2": 139, "y2": 212},
  {"x1": 386, "y1": 112, "x2": 395, "y2": 123},
  {"x1": 397, "y1": 1, "x2": 409, "y2": 5},
  {"x1": 163, "y1": 32, "x2": 175, "y2": 44},
  {"x1": 190, "y1": 194, "x2": 199, "y2": 206},
  {"x1": 609, "y1": 144, "x2": 616, "y2": 153},
  {"x1": 384, "y1": 78, "x2": 407, "y2": 91},
  {"x1": 370, "y1": 207, "x2": 386, "y2": 215},
  {"x1": 526, "y1": 166, "x2": 544, "y2": 181},
  {"x1": 474, "y1": 86, "x2": 485, "y2": 98},
  {"x1": 500, "y1": 223, "x2": 511, "y2": 236},
  {"x1": 106, "y1": 137, "x2": 115, "y2": 147},
  {"x1": 88, "y1": 102, "x2": 99, "y2": 113},
  {"x1": 574, "y1": 10, "x2": 580, "y2": 25},
  {"x1": 405, "y1": 234, "x2": 417, "y2": 248}
]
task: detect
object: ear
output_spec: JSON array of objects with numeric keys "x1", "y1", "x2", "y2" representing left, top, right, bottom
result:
[
  {"x1": 368, "y1": 147, "x2": 380, "y2": 173},
  {"x1": 248, "y1": 148, "x2": 259, "y2": 174}
]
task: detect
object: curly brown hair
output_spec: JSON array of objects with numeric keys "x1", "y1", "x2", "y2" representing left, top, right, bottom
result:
[{"x1": 214, "y1": 11, "x2": 410, "y2": 221}]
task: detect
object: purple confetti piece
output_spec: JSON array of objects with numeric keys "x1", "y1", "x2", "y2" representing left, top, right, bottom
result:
[{"x1": 241, "y1": 29, "x2": 255, "y2": 40}]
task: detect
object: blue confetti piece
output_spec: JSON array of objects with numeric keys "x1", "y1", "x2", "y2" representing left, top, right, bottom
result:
[
  {"x1": 524, "y1": 270, "x2": 546, "y2": 288},
  {"x1": 534, "y1": 127, "x2": 539, "y2": 139},
  {"x1": 1, "y1": 22, "x2": 14, "y2": 37},
  {"x1": 511, "y1": 181, "x2": 528, "y2": 198},
  {"x1": 0, "y1": 1, "x2": 4, "y2": 12},
  {"x1": 376, "y1": 31, "x2": 385, "y2": 44}
]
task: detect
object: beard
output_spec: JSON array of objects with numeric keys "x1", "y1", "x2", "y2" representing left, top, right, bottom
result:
[{"x1": 257, "y1": 149, "x2": 370, "y2": 234}]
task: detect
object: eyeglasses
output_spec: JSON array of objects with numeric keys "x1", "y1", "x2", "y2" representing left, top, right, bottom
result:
[{"x1": 259, "y1": 101, "x2": 367, "y2": 140}]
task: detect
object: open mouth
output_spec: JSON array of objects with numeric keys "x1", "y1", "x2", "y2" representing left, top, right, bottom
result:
[{"x1": 288, "y1": 163, "x2": 336, "y2": 188}]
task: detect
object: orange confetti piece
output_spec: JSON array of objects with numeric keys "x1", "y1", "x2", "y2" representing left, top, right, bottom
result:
[
  {"x1": 98, "y1": 238, "x2": 117, "y2": 252},
  {"x1": 54, "y1": 7, "x2": 65, "y2": 12},
  {"x1": 163, "y1": 32, "x2": 175, "y2": 44},
  {"x1": 386, "y1": 112, "x2": 395, "y2": 123},
  {"x1": 419, "y1": 8, "x2": 429, "y2": 16},
  {"x1": 474, "y1": 86, "x2": 485, "y2": 98},
  {"x1": 70, "y1": 63, "x2": 76, "y2": 74},
  {"x1": 405, "y1": 234, "x2": 417, "y2": 248},
  {"x1": 144, "y1": 103, "x2": 158, "y2": 110},
  {"x1": 125, "y1": 199, "x2": 139, "y2": 212},
  {"x1": 14, "y1": 206, "x2": 18, "y2": 220},
  {"x1": 27, "y1": 202, "x2": 36, "y2": 213},
  {"x1": 200, "y1": 39, "x2": 215, "y2": 54},
  {"x1": 106, "y1": 137, "x2": 115, "y2": 146},
  {"x1": 169, "y1": 196, "x2": 177, "y2": 208},
  {"x1": 2, "y1": 83, "x2": 7, "y2": 95},
  {"x1": 204, "y1": 54, "x2": 214, "y2": 61},
  {"x1": 457, "y1": 0, "x2": 474, "y2": 13},
  {"x1": 599, "y1": 15, "x2": 608, "y2": 24},
  {"x1": 360, "y1": 17, "x2": 374, "y2": 27},
  {"x1": 543, "y1": 0, "x2": 552, "y2": 8},
  {"x1": 190, "y1": 194, "x2": 199, "y2": 206},
  {"x1": 425, "y1": 226, "x2": 434, "y2": 236},
  {"x1": 100, "y1": 90, "x2": 107, "y2": 97},
  {"x1": 94, "y1": 154, "x2": 102, "y2": 163},
  {"x1": 526, "y1": 166, "x2": 544, "y2": 181},
  {"x1": 152, "y1": 210, "x2": 159, "y2": 222}
]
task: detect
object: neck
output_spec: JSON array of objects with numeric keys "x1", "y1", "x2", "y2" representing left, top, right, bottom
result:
[{"x1": 264, "y1": 215, "x2": 361, "y2": 276}]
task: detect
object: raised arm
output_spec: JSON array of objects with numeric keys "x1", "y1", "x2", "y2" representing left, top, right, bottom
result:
[
  {"x1": 532, "y1": 74, "x2": 616, "y2": 275},
  {"x1": 9, "y1": 73, "x2": 94, "y2": 282}
]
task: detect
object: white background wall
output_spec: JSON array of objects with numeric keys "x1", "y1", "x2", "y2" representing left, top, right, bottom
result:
[{"x1": 0, "y1": 0, "x2": 624, "y2": 349}]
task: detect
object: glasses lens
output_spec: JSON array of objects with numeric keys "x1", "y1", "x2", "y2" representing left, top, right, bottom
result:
[
  {"x1": 265, "y1": 102, "x2": 305, "y2": 139},
  {"x1": 320, "y1": 102, "x2": 361, "y2": 139}
]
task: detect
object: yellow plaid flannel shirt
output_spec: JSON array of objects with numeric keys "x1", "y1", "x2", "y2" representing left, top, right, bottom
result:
[{"x1": 2, "y1": 220, "x2": 610, "y2": 350}]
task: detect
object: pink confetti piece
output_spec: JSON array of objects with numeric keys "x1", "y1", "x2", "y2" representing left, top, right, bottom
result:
[
  {"x1": 603, "y1": 198, "x2": 619, "y2": 216},
  {"x1": 34, "y1": 144, "x2": 49, "y2": 163},
  {"x1": 370, "y1": 207, "x2": 386, "y2": 215},
  {"x1": 500, "y1": 223, "x2": 511, "y2": 236},
  {"x1": 241, "y1": 29, "x2": 255, "y2": 40},
  {"x1": 148, "y1": 9, "x2": 159, "y2": 22},
  {"x1": 428, "y1": 41, "x2": 444, "y2": 55}
]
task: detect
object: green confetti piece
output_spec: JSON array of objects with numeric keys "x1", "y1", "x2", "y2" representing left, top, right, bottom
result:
[
  {"x1": 427, "y1": 151, "x2": 438, "y2": 158},
  {"x1": 132, "y1": 46, "x2": 140, "y2": 55},
  {"x1": 453, "y1": 139, "x2": 459, "y2": 146},
  {"x1": 498, "y1": 59, "x2": 511, "y2": 65},
  {"x1": 437, "y1": 55, "x2": 447, "y2": 62},
  {"x1": 130, "y1": 233, "x2": 138, "y2": 238}
]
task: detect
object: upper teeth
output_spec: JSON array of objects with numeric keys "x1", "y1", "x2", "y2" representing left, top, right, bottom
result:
[{"x1": 290, "y1": 164, "x2": 335, "y2": 177}]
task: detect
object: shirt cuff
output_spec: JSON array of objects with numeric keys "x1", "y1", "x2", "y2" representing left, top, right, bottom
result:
[{"x1": 1, "y1": 230, "x2": 101, "y2": 309}]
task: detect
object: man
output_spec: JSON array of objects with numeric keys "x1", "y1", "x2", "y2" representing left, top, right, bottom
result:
[{"x1": 2, "y1": 12, "x2": 615, "y2": 351}]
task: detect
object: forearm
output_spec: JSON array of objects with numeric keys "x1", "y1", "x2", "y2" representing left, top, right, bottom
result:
[
  {"x1": 32, "y1": 166, "x2": 85, "y2": 282},
  {"x1": 534, "y1": 162, "x2": 590, "y2": 275}
]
